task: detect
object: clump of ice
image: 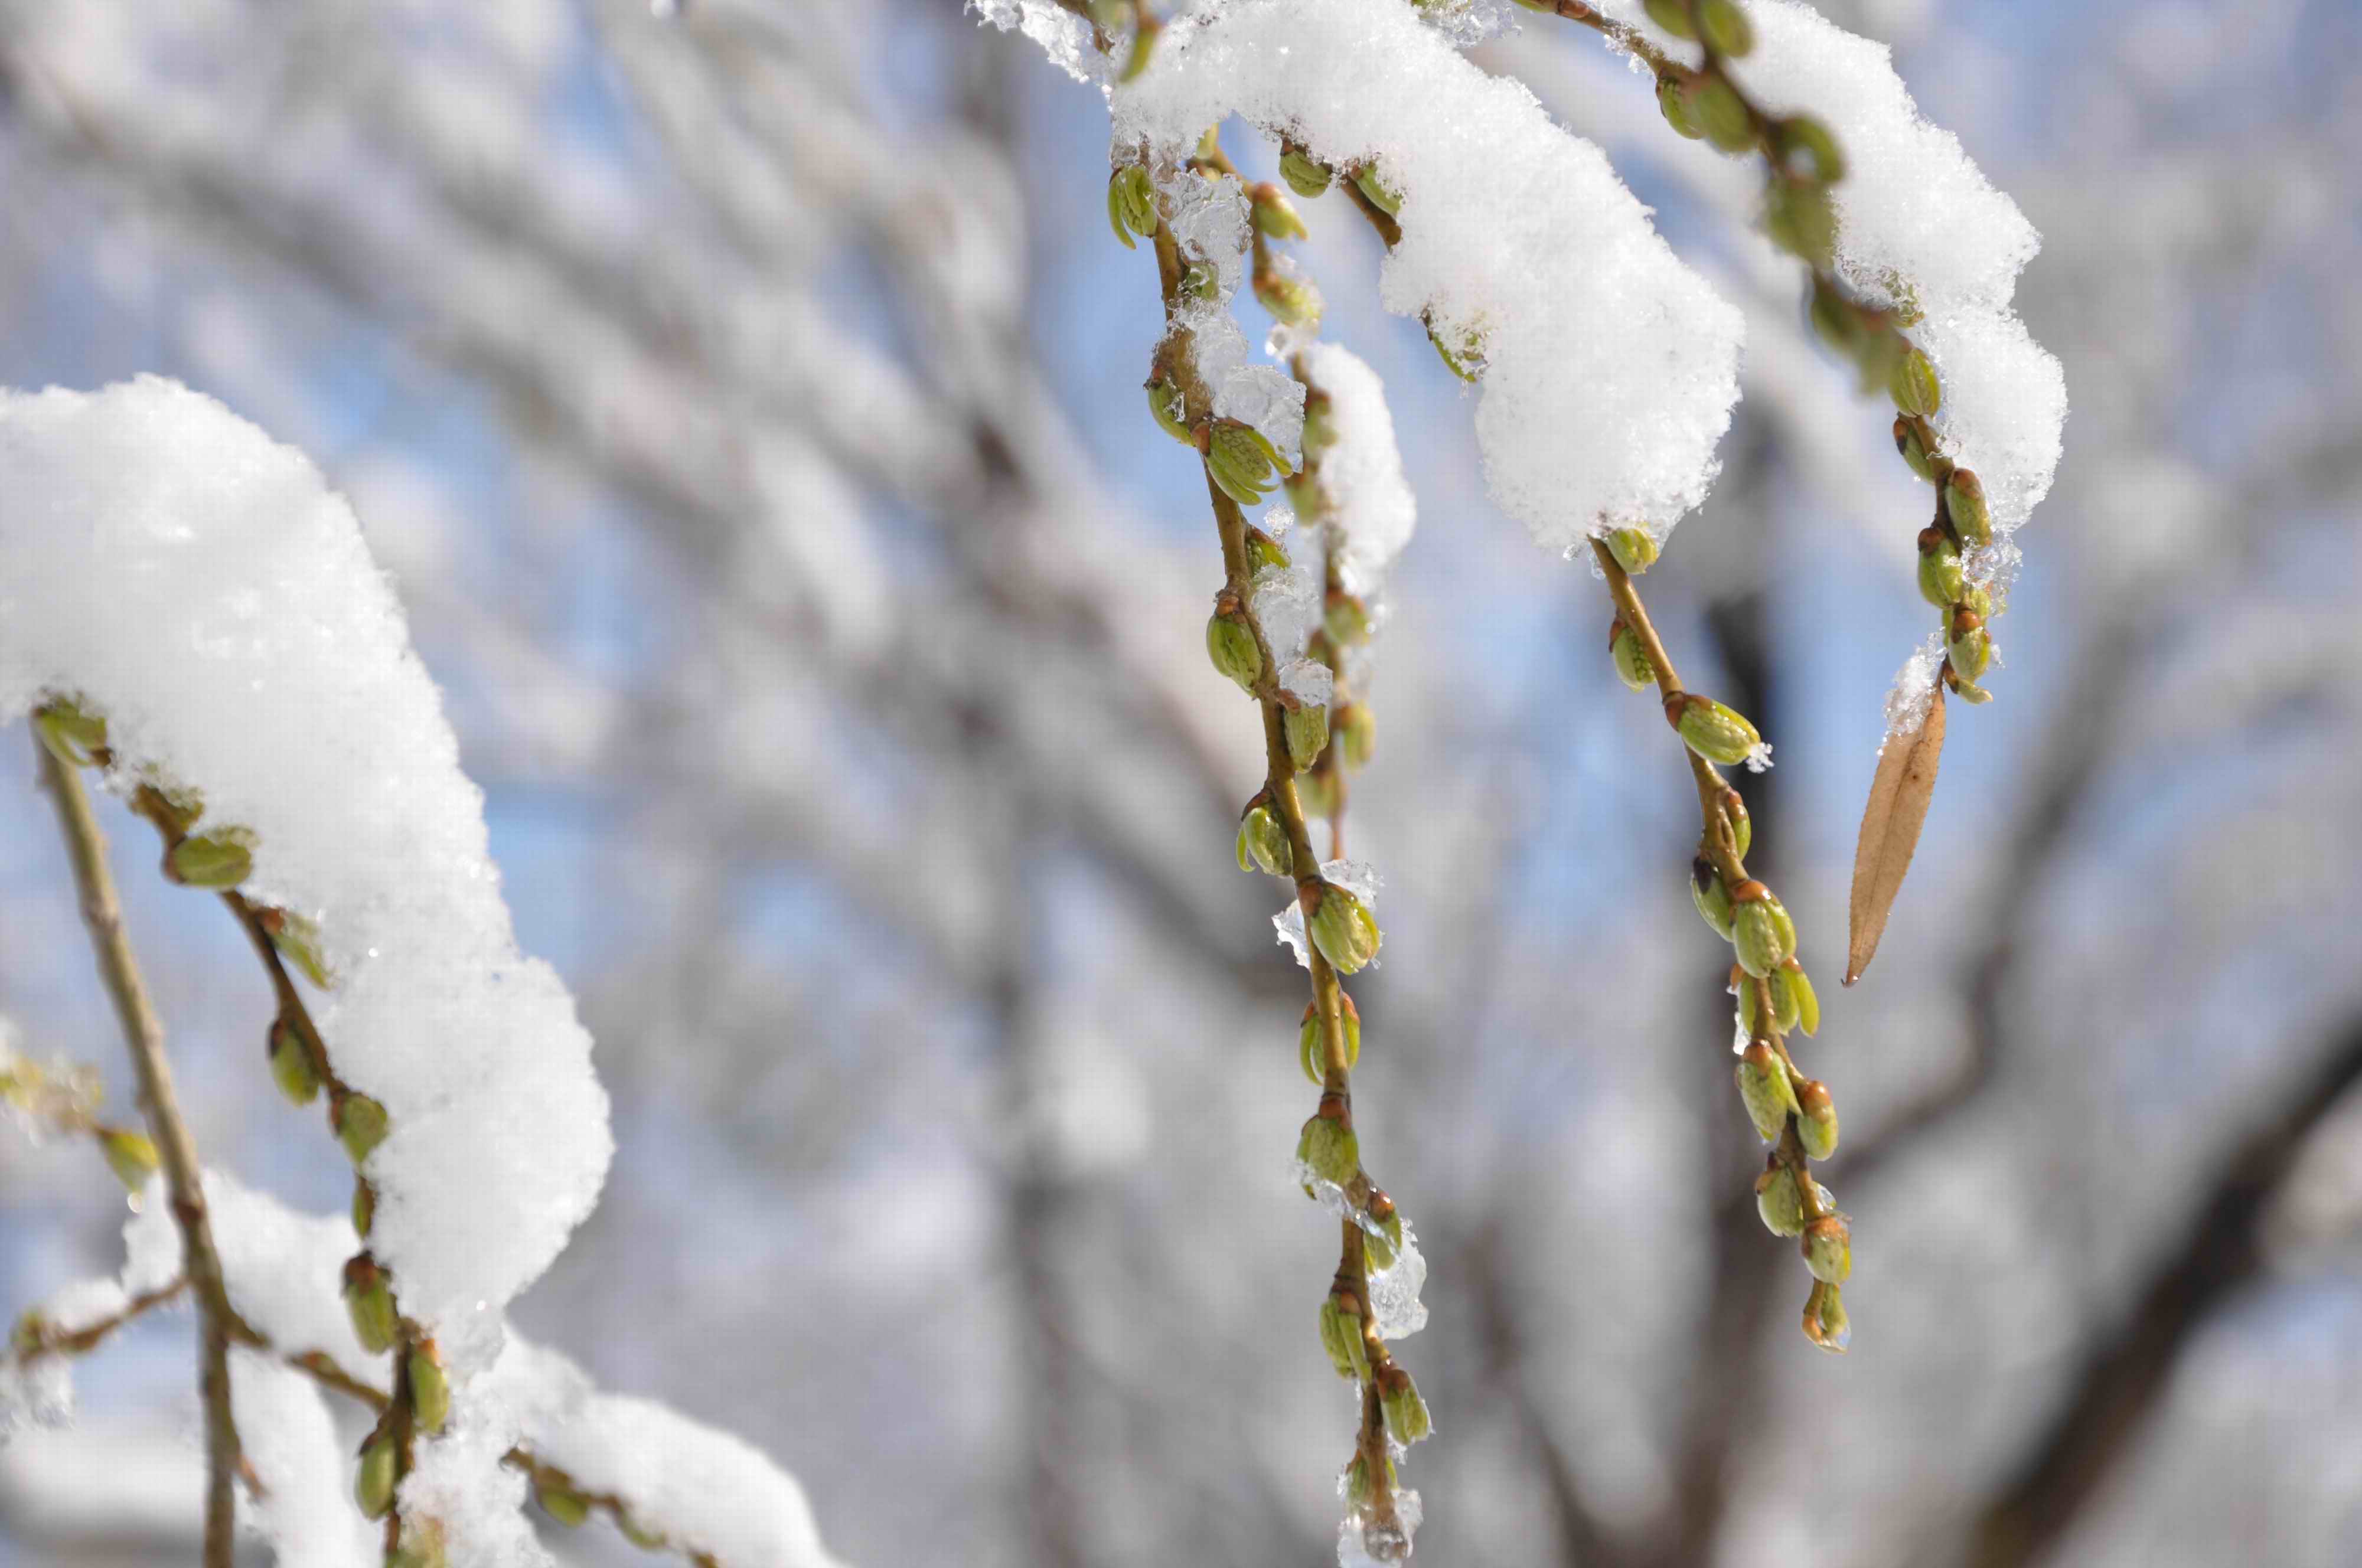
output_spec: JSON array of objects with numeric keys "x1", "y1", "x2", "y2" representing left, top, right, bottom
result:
[
  {"x1": 1363, "y1": 1217, "x2": 1429, "y2": 1341},
  {"x1": 1251, "y1": 549, "x2": 1325, "y2": 671},
  {"x1": 1297, "y1": 345, "x2": 1416, "y2": 600},
  {"x1": 0, "y1": 378, "x2": 612, "y2": 1344},
  {"x1": 1157, "y1": 168, "x2": 1308, "y2": 462},
  {"x1": 1336, "y1": 1488, "x2": 1423, "y2": 1567},
  {"x1": 966, "y1": 0, "x2": 1107, "y2": 86},
  {"x1": 1101, "y1": 0, "x2": 1743, "y2": 550},
  {"x1": 1275, "y1": 858, "x2": 1382, "y2": 969}
]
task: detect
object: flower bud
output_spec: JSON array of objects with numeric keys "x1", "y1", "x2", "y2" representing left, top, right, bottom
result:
[
  {"x1": 1105, "y1": 164, "x2": 1157, "y2": 250},
  {"x1": 1642, "y1": 0, "x2": 1697, "y2": 37},
  {"x1": 1657, "y1": 71, "x2": 1705, "y2": 139},
  {"x1": 1309, "y1": 881, "x2": 1381, "y2": 975},
  {"x1": 1730, "y1": 881, "x2": 1795, "y2": 977},
  {"x1": 408, "y1": 1343, "x2": 451, "y2": 1434},
  {"x1": 1796, "y1": 1077, "x2": 1839, "y2": 1160},
  {"x1": 1606, "y1": 618, "x2": 1653, "y2": 691},
  {"x1": 1236, "y1": 797, "x2": 1293, "y2": 877},
  {"x1": 1254, "y1": 266, "x2": 1323, "y2": 326},
  {"x1": 100, "y1": 1129, "x2": 158, "y2": 1194},
  {"x1": 619, "y1": 1516, "x2": 668, "y2": 1550},
  {"x1": 1337, "y1": 701, "x2": 1375, "y2": 770},
  {"x1": 1672, "y1": 694, "x2": 1762, "y2": 768},
  {"x1": 167, "y1": 828, "x2": 255, "y2": 888},
  {"x1": 335, "y1": 1093, "x2": 390, "y2": 1167},
  {"x1": 260, "y1": 908, "x2": 332, "y2": 989},
  {"x1": 1803, "y1": 1279, "x2": 1851, "y2": 1352},
  {"x1": 1146, "y1": 375, "x2": 1192, "y2": 445},
  {"x1": 1917, "y1": 527, "x2": 1963, "y2": 607},
  {"x1": 1754, "y1": 1162, "x2": 1808, "y2": 1237},
  {"x1": 1893, "y1": 416, "x2": 1937, "y2": 481},
  {"x1": 1284, "y1": 698, "x2": 1330, "y2": 773},
  {"x1": 1319, "y1": 1290, "x2": 1371, "y2": 1382},
  {"x1": 1324, "y1": 590, "x2": 1370, "y2": 648},
  {"x1": 1960, "y1": 583, "x2": 1993, "y2": 619},
  {"x1": 1802, "y1": 1214, "x2": 1851, "y2": 1284},
  {"x1": 1280, "y1": 145, "x2": 1333, "y2": 198},
  {"x1": 355, "y1": 1428, "x2": 400, "y2": 1520},
  {"x1": 1204, "y1": 419, "x2": 1285, "y2": 507},
  {"x1": 1205, "y1": 603, "x2": 1262, "y2": 693},
  {"x1": 1350, "y1": 164, "x2": 1402, "y2": 217},
  {"x1": 1606, "y1": 527, "x2": 1659, "y2": 576},
  {"x1": 1690, "y1": 857, "x2": 1735, "y2": 940},
  {"x1": 1688, "y1": 74, "x2": 1754, "y2": 153},
  {"x1": 1699, "y1": 0, "x2": 1753, "y2": 54},
  {"x1": 1774, "y1": 115, "x2": 1846, "y2": 182},
  {"x1": 1945, "y1": 467, "x2": 1992, "y2": 548},
  {"x1": 34, "y1": 701, "x2": 107, "y2": 767},
  {"x1": 1720, "y1": 787, "x2": 1752, "y2": 861},
  {"x1": 1299, "y1": 995, "x2": 1362, "y2": 1084},
  {"x1": 1249, "y1": 182, "x2": 1309, "y2": 240},
  {"x1": 1244, "y1": 526, "x2": 1290, "y2": 577},
  {"x1": 1297, "y1": 1109, "x2": 1361, "y2": 1190},
  {"x1": 343, "y1": 1256, "x2": 398, "y2": 1355},
  {"x1": 1380, "y1": 1367, "x2": 1432, "y2": 1445},
  {"x1": 269, "y1": 1015, "x2": 319, "y2": 1106},
  {"x1": 1363, "y1": 1194, "x2": 1402, "y2": 1270},
  {"x1": 1765, "y1": 178, "x2": 1835, "y2": 265},
  {"x1": 1948, "y1": 609, "x2": 1992, "y2": 682},
  {"x1": 1889, "y1": 344, "x2": 1942, "y2": 418},
  {"x1": 1735, "y1": 1041, "x2": 1799, "y2": 1142},
  {"x1": 537, "y1": 1481, "x2": 591, "y2": 1527},
  {"x1": 1780, "y1": 956, "x2": 1820, "y2": 1037}
]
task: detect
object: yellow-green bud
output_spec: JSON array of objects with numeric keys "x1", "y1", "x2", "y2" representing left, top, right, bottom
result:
[
  {"x1": 1297, "y1": 766, "x2": 1337, "y2": 819},
  {"x1": 1279, "y1": 145, "x2": 1333, "y2": 199},
  {"x1": 1643, "y1": 0, "x2": 1698, "y2": 38},
  {"x1": 1146, "y1": 375, "x2": 1191, "y2": 445},
  {"x1": 100, "y1": 1129, "x2": 159, "y2": 1195},
  {"x1": 167, "y1": 829, "x2": 255, "y2": 889},
  {"x1": 1426, "y1": 319, "x2": 1482, "y2": 383},
  {"x1": 1204, "y1": 419, "x2": 1287, "y2": 507},
  {"x1": 11, "y1": 1311, "x2": 47, "y2": 1359},
  {"x1": 1945, "y1": 468, "x2": 1992, "y2": 548},
  {"x1": 343, "y1": 1256, "x2": 398, "y2": 1355},
  {"x1": 1774, "y1": 115, "x2": 1846, "y2": 182},
  {"x1": 1308, "y1": 881, "x2": 1381, "y2": 975},
  {"x1": 1344, "y1": 1452, "x2": 1398, "y2": 1511},
  {"x1": 1610, "y1": 619, "x2": 1655, "y2": 692},
  {"x1": 1689, "y1": 74, "x2": 1755, "y2": 153},
  {"x1": 1803, "y1": 1279, "x2": 1850, "y2": 1352},
  {"x1": 1735, "y1": 1041, "x2": 1800, "y2": 1142},
  {"x1": 262, "y1": 909, "x2": 332, "y2": 989},
  {"x1": 1768, "y1": 962, "x2": 1803, "y2": 1034},
  {"x1": 1237, "y1": 798, "x2": 1293, "y2": 877},
  {"x1": 335, "y1": 1094, "x2": 389, "y2": 1167},
  {"x1": 1949, "y1": 608, "x2": 1992, "y2": 682},
  {"x1": 1606, "y1": 527, "x2": 1659, "y2": 576},
  {"x1": 34, "y1": 701, "x2": 107, "y2": 767},
  {"x1": 1179, "y1": 260, "x2": 1218, "y2": 302},
  {"x1": 1249, "y1": 182, "x2": 1309, "y2": 240},
  {"x1": 1284, "y1": 699, "x2": 1330, "y2": 773},
  {"x1": 1380, "y1": 1367, "x2": 1432, "y2": 1445},
  {"x1": 619, "y1": 1515, "x2": 668, "y2": 1550},
  {"x1": 1106, "y1": 164, "x2": 1157, "y2": 250},
  {"x1": 1671, "y1": 694, "x2": 1762, "y2": 768},
  {"x1": 269, "y1": 1016, "x2": 319, "y2": 1106},
  {"x1": 1894, "y1": 416, "x2": 1937, "y2": 481},
  {"x1": 1244, "y1": 526, "x2": 1290, "y2": 576},
  {"x1": 1917, "y1": 527, "x2": 1964, "y2": 607},
  {"x1": 1720, "y1": 786, "x2": 1752, "y2": 861},
  {"x1": 1299, "y1": 995, "x2": 1362, "y2": 1084},
  {"x1": 1254, "y1": 267, "x2": 1323, "y2": 326},
  {"x1": 1730, "y1": 881, "x2": 1795, "y2": 978},
  {"x1": 353, "y1": 1178, "x2": 375, "y2": 1237},
  {"x1": 355, "y1": 1429, "x2": 400, "y2": 1520},
  {"x1": 1119, "y1": 11, "x2": 1159, "y2": 82},
  {"x1": 1754, "y1": 1163, "x2": 1808, "y2": 1237},
  {"x1": 1363, "y1": 1195, "x2": 1402, "y2": 1270},
  {"x1": 1297, "y1": 1109, "x2": 1361, "y2": 1189},
  {"x1": 408, "y1": 1344, "x2": 451, "y2": 1434},
  {"x1": 1206, "y1": 604, "x2": 1262, "y2": 692},
  {"x1": 1802, "y1": 1214, "x2": 1851, "y2": 1284},
  {"x1": 1781, "y1": 956, "x2": 1820, "y2": 1037},
  {"x1": 1690, "y1": 857, "x2": 1735, "y2": 940},
  {"x1": 1796, "y1": 1077, "x2": 1839, "y2": 1160},
  {"x1": 1320, "y1": 1291, "x2": 1371, "y2": 1382},
  {"x1": 1658, "y1": 71, "x2": 1705, "y2": 140},
  {"x1": 1350, "y1": 164, "x2": 1402, "y2": 217},
  {"x1": 1699, "y1": 0, "x2": 1753, "y2": 54},
  {"x1": 1324, "y1": 590, "x2": 1369, "y2": 648},
  {"x1": 1337, "y1": 701, "x2": 1375, "y2": 770},
  {"x1": 1960, "y1": 583, "x2": 1994, "y2": 619},
  {"x1": 1809, "y1": 277, "x2": 1863, "y2": 357},
  {"x1": 1765, "y1": 178, "x2": 1836, "y2": 265},
  {"x1": 1889, "y1": 344, "x2": 1942, "y2": 418},
  {"x1": 537, "y1": 1481, "x2": 591, "y2": 1527}
]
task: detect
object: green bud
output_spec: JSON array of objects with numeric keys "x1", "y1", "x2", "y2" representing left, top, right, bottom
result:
[
  {"x1": 1380, "y1": 1368, "x2": 1432, "y2": 1445},
  {"x1": 1308, "y1": 881, "x2": 1381, "y2": 975},
  {"x1": 1893, "y1": 416, "x2": 1937, "y2": 482},
  {"x1": 1730, "y1": 882, "x2": 1795, "y2": 978},
  {"x1": 1803, "y1": 1279, "x2": 1851, "y2": 1352},
  {"x1": 1337, "y1": 702, "x2": 1375, "y2": 770},
  {"x1": 263, "y1": 909, "x2": 332, "y2": 989},
  {"x1": 1953, "y1": 673, "x2": 1995, "y2": 705},
  {"x1": 1796, "y1": 1077, "x2": 1839, "y2": 1160},
  {"x1": 1254, "y1": 267, "x2": 1323, "y2": 326},
  {"x1": 1363, "y1": 1197, "x2": 1402, "y2": 1270},
  {"x1": 1765, "y1": 178, "x2": 1836, "y2": 265},
  {"x1": 355, "y1": 1429, "x2": 400, "y2": 1520},
  {"x1": 335, "y1": 1093, "x2": 390, "y2": 1167},
  {"x1": 1607, "y1": 527, "x2": 1659, "y2": 576},
  {"x1": 1688, "y1": 74, "x2": 1755, "y2": 153},
  {"x1": 1643, "y1": 0, "x2": 1698, "y2": 38},
  {"x1": 1320, "y1": 1291, "x2": 1370, "y2": 1381},
  {"x1": 537, "y1": 1481, "x2": 591, "y2": 1528},
  {"x1": 1672, "y1": 695, "x2": 1762, "y2": 768},
  {"x1": 1344, "y1": 1452, "x2": 1399, "y2": 1511},
  {"x1": 1119, "y1": 11, "x2": 1159, "y2": 83},
  {"x1": 1237, "y1": 798, "x2": 1293, "y2": 877},
  {"x1": 1178, "y1": 260, "x2": 1219, "y2": 302},
  {"x1": 1917, "y1": 528, "x2": 1964, "y2": 607},
  {"x1": 1297, "y1": 1110, "x2": 1361, "y2": 1190},
  {"x1": 1205, "y1": 419, "x2": 1287, "y2": 507},
  {"x1": 408, "y1": 1344, "x2": 450, "y2": 1434},
  {"x1": 1782, "y1": 956, "x2": 1820, "y2": 1037},
  {"x1": 1699, "y1": 0, "x2": 1753, "y2": 54},
  {"x1": 1720, "y1": 787, "x2": 1753, "y2": 861},
  {"x1": 1284, "y1": 700, "x2": 1330, "y2": 773},
  {"x1": 1852, "y1": 325, "x2": 1904, "y2": 397},
  {"x1": 1754, "y1": 1163, "x2": 1808, "y2": 1237},
  {"x1": 1206, "y1": 605, "x2": 1263, "y2": 693},
  {"x1": 1297, "y1": 766, "x2": 1338, "y2": 819},
  {"x1": 1300, "y1": 391, "x2": 1336, "y2": 459},
  {"x1": 1949, "y1": 609, "x2": 1992, "y2": 682},
  {"x1": 1299, "y1": 995, "x2": 1362, "y2": 1085},
  {"x1": 1350, "y1": 164, "x2": 1402, "y2": 217},
  {"x1": 1322, "y1": 592, "x2": 1370, "y2": 650},
  {"x1": 619, "y1": 1515, "x2": 668, "y2": 1550},
  {"x1": 1658, "y1": 72, "x2": 1705, "y2": 140},
  {"x1": 353, "y1": 1178, "x2": 374, "y2": 1237},
  {"x1": 1768, "y1": 963, "x2": 1803, "y2": 1034},
  {"x1": 1945, "y1": 468, "x2": 1992, "y2": 548},
  {"x1": 34, "y1": 701, "x2": 107, "y2": 767},
  {"x1": 1249, "y1": 182, "x2": 1309, "y2": 241},
  {"x1": 1106, "y1": 164, "x2": 1157, "y2": 250},
  {"x1": 100, "y1": 1129, "x2": 159, "y2": 1195},
  {"x1": 1146, "y1": 375, "x2": 1192, "y2": 445},
  {"x1": 1809, "y1": 277, "x2": 1863, "y2": 357},
  {"x1": 343, "y1": 1256, "x2": 397, "y2": 1355},
  {"x1": 1735, "y1": 1041, "x2": 1800, "y2": 1142},
  {"x1": 1888, "y1": 345, "x2": 1942, "y2": 418},
  {"x1": 1279, "y1": 146, "x2": 1333, "y2": 199},
  {"x1": 269, "y1": 1017, "x2": 319, "y2": 1106},
  {"x1": 1610, "y1": 619, "x2": 1655, "y2": 692},
  {"x1": 1774, "y1": 115, "x2": 1846, "y2": 182},
  {"x1": 1244, "y1": 527, "x2": 1290, "y2": 577},
  {"x1": 167, "y1": 828, "x2": 255, "y2": 888},
  {"x1": 1960, "y1": 583, "x2": 1994, "y2": 619},
  {"x1": 1802, "y1": 1214, "x2": 1851, "y2": 1284},
  {"x1": 1690, "y1": 857, "x2": 1735, "y2": 940}
]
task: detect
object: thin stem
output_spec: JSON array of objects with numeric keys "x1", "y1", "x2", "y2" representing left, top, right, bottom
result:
[{"x1": 33, "y1": 731, "x2": 245, "y2": 1567}]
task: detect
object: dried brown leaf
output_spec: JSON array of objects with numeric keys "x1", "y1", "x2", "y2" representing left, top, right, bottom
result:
[{"x1": 1845, "y1": 682, "x2": 1946, "y2": 985}]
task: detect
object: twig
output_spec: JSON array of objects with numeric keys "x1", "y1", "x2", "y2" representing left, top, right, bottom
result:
[{"x1": 32, "y1": 730, "x2": 246, "y2": 1568}]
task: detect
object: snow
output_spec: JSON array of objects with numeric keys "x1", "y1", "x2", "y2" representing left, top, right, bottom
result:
[
  {"x1": 0, "y1": 378, "x2": 612, "y2": 1344},
  {"x1": 1296, "y1": 345, "x2": 1415, "y2": 600},
  {"x1": 230, "y1": 1351, "x2": 376, "y2": 1567}
]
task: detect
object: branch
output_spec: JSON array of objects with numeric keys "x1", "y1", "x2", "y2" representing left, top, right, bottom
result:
[{"x1": 31, "y1": 729, "x2": 245, "y2": 1567}]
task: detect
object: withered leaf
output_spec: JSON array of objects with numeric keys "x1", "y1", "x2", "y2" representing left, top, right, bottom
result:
[{"x1": 1845, "y1": 682, "x2": 1946, "y2": 985}]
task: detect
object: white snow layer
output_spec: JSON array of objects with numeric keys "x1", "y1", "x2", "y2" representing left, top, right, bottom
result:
[
  {"x1": 1298, "y1": 344, "x2": 1415, "y2": 599},
  {"x1": 230, "y1": 1351, "x2": 378, "y2": 1567},
  {"x1": 0, "y1": 378, "x2": 611, "y2": 1340}
]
